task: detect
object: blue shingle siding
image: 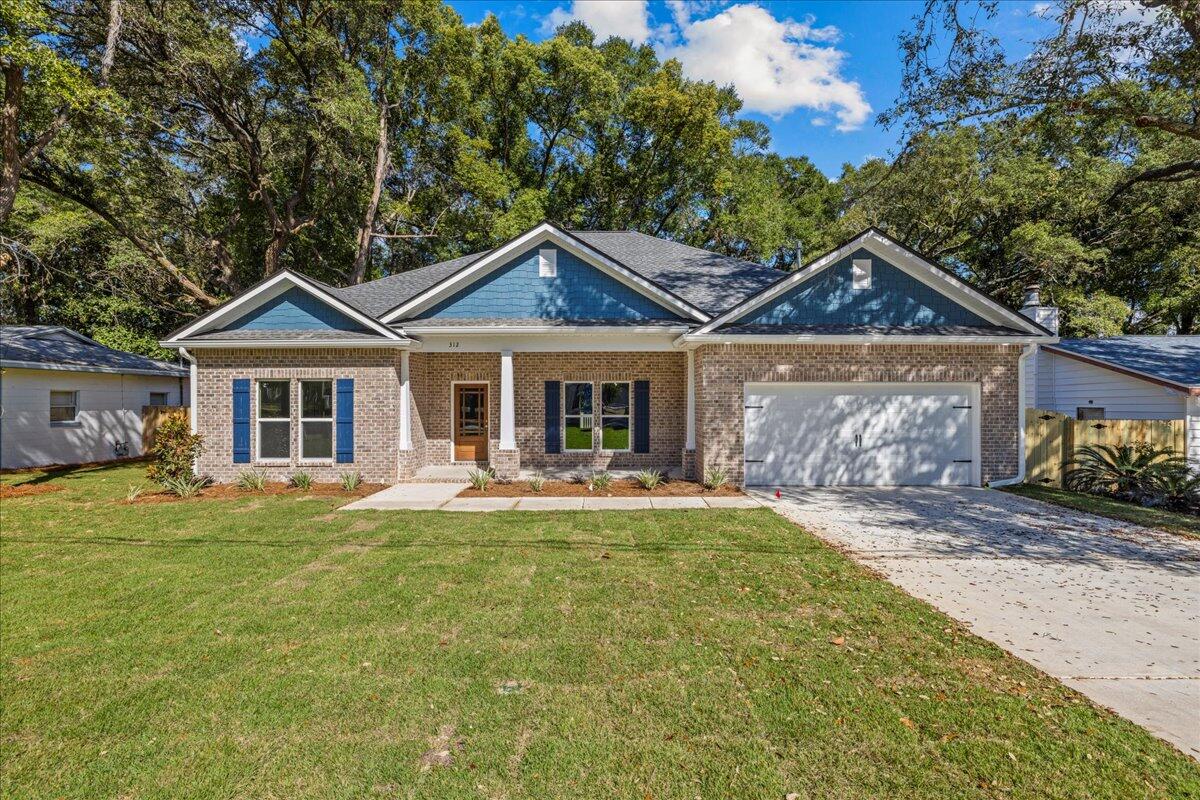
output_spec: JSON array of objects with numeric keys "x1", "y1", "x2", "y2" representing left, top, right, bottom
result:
[
  {"x1": 418, "y1": 246, "x2": 687, "y2": 321},
  {"x1": 222, "y1": 287, "x2": 367, "y2": 332},
  {"x1": 736, "y1": 248, "x2": 990, "y2": 328}
]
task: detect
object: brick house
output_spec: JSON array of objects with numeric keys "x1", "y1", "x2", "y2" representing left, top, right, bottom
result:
[{"x1": 162, "y1": 224, "x2": 1056, "y2": 486}]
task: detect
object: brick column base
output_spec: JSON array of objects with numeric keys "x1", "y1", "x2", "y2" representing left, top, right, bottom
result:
[
  {"x1": 491, "y1": 449, "x2": 520, "y2": 480},
  {"x1": 397, "y1": 449, "x2": 421, "y2": 481},
  {"x1": 681, "y1": 449, "x2": 696, "y2": 480}
]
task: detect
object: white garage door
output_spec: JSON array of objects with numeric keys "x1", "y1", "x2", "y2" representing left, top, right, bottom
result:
[{"x1": 743, "y1": 383, "x2": 978, "y2": 486}]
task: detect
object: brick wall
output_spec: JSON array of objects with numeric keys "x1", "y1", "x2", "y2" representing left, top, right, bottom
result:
[
  {"x1": 410, "y1": 352, "x2": 502, "y2": 466},
  {"x1": 194, "y1": 348, "x2": 400, "y2": 483},
  {"x1": 513, "y1": 351, "x2": 686, "y2": 472},
  {"x1": 695, "y1": 343, "x2": 1022, "y2": 486}
]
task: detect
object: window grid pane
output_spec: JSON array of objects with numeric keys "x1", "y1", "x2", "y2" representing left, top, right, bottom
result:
[
  {"x1": 564, "y1": 382, "x2": 593, "y2": 451},
  {"x1": 301, "y1": 381, "x2": 333, "y2": 419},
  {"x1": 600, "y1": 382, "x2": 630, "y2": 451},
  {"x1": 49, "y1": 391, "x2": 78, "y2": 423},
  {"x1": 301, "y1": 421, "x2": 333, "y2": 459},
  {"x1": 259, "y1": 381, "x2": 290, "y2": 419},
  {"x1": 259, "y1": 420, "x2": 290, "y2": 459}
]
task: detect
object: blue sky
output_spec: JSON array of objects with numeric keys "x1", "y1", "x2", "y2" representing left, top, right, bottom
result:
[{"x1": 447, "y1": 0, "x2": 1050, "y2": 177}]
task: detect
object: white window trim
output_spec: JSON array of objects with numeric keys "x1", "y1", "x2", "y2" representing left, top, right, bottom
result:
[
  {"x1": 599, "y1": 381, "x2": 631, "y2": 453},
  {"x1": 299, "y1": 379, "x2": 335, "y2": 462},
  {"x1": 256, "y1": 379, "x2": 291, "y2": 463},
  {"x1": 563, "y1": 381, "x2": 594, "y2": 452},
  {"x1": 538, "y1": 248, "x2": 557, "y2": 278},
  {"x1": 852, "y1": 258, "x2": 872, "y2": 290},
  {"x1": 49, "y1": 390, "x2": 79, "y2": 427}
]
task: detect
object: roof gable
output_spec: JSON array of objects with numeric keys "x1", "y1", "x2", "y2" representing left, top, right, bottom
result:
[
  {"x1": 219, "y1": 286, "x2": 367, "y2": 332},
  {"x1": 734, "y1": 247, "x2": 990, "y2": 328},
  {"x1": 415, "y1": 244, "x2": 689, "y2": 322}
]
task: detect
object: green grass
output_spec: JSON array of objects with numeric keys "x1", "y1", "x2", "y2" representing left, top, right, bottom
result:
[
  {"x1": 1003, "y1": 483, "x2": 1200, "y2": 539},
  {"x1": 3, "y1": 463, "x2": 1197, "y2": 799}
]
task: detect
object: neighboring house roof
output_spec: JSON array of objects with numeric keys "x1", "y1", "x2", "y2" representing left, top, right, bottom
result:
[
  {"x1": 1045, "y1": 336, "x2": 1200, "y2": 391},
  {"x1": 715, "y1": 323, "x2": 1035, "y2": 337},
  {"x1": 0, "y1": 326, "x2": 188, "y2": 377}
]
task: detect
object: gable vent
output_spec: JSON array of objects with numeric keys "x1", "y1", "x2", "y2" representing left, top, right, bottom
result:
[
  {"x1": 538, "y1": 248, "x2": 557, "y2": 278},
  {"x1": 852, "y1": 258, "x2": 872, "y2": 290}
]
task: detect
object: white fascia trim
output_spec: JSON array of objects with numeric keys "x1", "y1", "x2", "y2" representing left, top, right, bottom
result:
[
  {"x1": 398, "y1": 325, "x2": 693, "y2": 335},
  {"x1": 678, "y1": 334, "x2": 1057, "y2": 346},
  {"x1": 0, "y1": 359, "x2": 188, "y2": 377},
  {"x1": 380, "y1": 223, "x2": 710, "y2": 324},
  {"x1": 693, "y1": 230, "x2": 1048, "y2": 337},
  {"x1": 160, "y1": 338, "x2": 414, "y2": 349},
  {"x1": 170, "y1": 270, "x2": 407, "y2": 342}
]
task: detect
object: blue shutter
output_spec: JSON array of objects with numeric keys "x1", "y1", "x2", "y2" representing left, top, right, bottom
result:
[
  {"x1": 633, "y1": 380, "x2": 650, "y2": 454},
  {"x1": 544, "y1": 381, "x2": 561, "y2": 453},
  {"x1": 232, "y1": 378, "x2": 251, "y2": 463},
  {"x1": 336, "y1": 378, "x2": 354, "y2": 463}
]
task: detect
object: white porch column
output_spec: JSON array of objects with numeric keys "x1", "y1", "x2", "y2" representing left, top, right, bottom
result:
[
  {"x1": 500, "y1": 349, "x2": 516, "y2": 450},
  {"x1": 399, "y1": 350, "x2": 412, "y2": 450},
  {"x1": 685, "y1": 348, "x2": 696, "y2": 450}
]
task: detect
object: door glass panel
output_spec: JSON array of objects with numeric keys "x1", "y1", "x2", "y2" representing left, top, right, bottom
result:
[{"x1": 458, "y1": 389, "x2": 484, "y2": 435}]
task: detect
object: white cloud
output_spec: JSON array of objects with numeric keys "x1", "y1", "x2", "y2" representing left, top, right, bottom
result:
[
  {"x1": 543, "y1": 0, "x2": 654, "y2": 45},
  {"x1": 661, "y1": 4, "x2": 871, "y2": 130}
]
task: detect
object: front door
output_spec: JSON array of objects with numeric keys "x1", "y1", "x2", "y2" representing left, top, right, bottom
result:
[{"x1": 453, "y1": 384, "x2": 489, "y2": 462}]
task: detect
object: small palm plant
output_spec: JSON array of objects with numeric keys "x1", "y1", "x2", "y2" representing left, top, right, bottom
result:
[
  {"x1": 236, "y1": 470, "x2": 267, "y2": 492},
  {"x1": 467, "y1": 468, "x2": 493, "y2": 491},
  {"x1": 702, "y1": 466, "x2": 728, "y2": 491},
  {"x1": 125, "y1": 484, "x2": 145, "y2": 502},
  {"x1": 289, "y1": 471, "x2": 314, "y2": 491},
  {"x1": 588, "y1": 471, "x2": 613, "y2": 492},
  {"x1": 635, "y1": 469, "x2": 663, "y2": 490},
  {"x1": 339, "y1": 471, "x2": 362, "y2": 491},
  {"x1": 162, "y1": 474, "x2": 209, "y2": 498},
  {"x1": 528, "y1": 472, "x2": 546, "y2": 493},
  {"x1": 1063, "y1": 443, "x2": 1184, "y2": 500},
  {"x1": 1150, "y1": 468, "x2": 1200, "y2": 511}
]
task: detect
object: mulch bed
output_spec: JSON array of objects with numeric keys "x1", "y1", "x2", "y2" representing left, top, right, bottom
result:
[
  {"x1": 459, "y1": 478, "x2": 743, "y2": 498},
  {"x1": 129, "y1": 482, "x2": 386, "y2": 504},
  {"x1": 0, "y1": 483, "x2": 65, "y2": 500}
]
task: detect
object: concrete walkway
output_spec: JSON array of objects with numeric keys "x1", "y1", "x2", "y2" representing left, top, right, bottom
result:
[
  {"x1": 341, "y1": 483, "x2": 762, "y2": 511},
  {"x1": 753, "y1": 486, "x2": 1200, "y2": 758}
]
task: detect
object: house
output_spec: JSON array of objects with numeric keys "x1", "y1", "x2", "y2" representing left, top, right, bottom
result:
[
  {"x1": 0, "y1": 326, "x2": 190, "y2": 469},
  {"x1": 161, "y1": 224, "x2": 1056, "y2": 487},
  {"x1": 1024, "y1": 332, "x2": 1200, "y2": 462}
]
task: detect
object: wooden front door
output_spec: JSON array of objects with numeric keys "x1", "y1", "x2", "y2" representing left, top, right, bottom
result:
[{"x1": 453, "y1": 384, "x2": 489, "y2": 462}]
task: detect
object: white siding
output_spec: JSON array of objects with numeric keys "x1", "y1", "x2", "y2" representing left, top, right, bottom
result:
[
  {"x1": 1188, "y1": 396, "x2": 1200, "y2": 465},
  {"x1": 0, "y1": 368, "x2": 188, "y2": 469},
  {"x1": 1032, "y1": 350, "x2": 1186, "y2": 419}
]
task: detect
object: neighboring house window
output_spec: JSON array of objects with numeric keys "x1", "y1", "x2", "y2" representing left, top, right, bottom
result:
[
  {"x1": 257, "y1": 380, "x2": 291, "y2": 460},
  {"x1": 852, "y1": 258, "x2": 872, "y2": 289},
  {"x1": 563, "y1": 382, "x2": 593, "y2": 451},
  {"x1": 1077, "y1": 407, "x2": 1105, "y2": 421},
  {"x1": 538, "y1": 248, "x2": 557, "y2": 277},
  {"x1": 149, "y1": 391, "x2": 169, "y2": 405},
  {"x1": 300, "y1": 380, "x2": 334, "y2": 460},
  {"x1": 49, "y1": 391, "x2": 78, "y2": 425},
  {"x1": 600, "y1": 382, "x2": 631, "y2": 451}
]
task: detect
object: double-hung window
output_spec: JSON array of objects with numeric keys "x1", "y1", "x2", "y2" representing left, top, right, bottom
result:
[
  {"x1": 257, "y1": 380, "x2": 291, "y2": 460},
  {"x1": 149, "y1": 391, "x2": 169, "y2": 406},
  {"x1": 600, "y1": 382, "x2": 631, "y2": 451},
  {"x1": 300, "y1": 380, "x2": 334, "y2": 460},
  {"x1": 563, "y1": 381, "x2": 593, "y2": 451},
  {"x1": 49, "y1": 390, "x2": 78, "y2": 425}
]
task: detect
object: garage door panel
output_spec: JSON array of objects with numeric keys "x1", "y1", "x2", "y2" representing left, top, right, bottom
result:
[{"x1": 744, "y1": 383, "x2": 976, "y2": 487}]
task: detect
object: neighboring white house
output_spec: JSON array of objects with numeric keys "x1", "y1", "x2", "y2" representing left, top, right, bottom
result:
[
  {"x1": 0, "y1": 326, "x2": 189, "y2": 469},
  {"x1": 1017, "y1": 294, "x2": 1200, "y2": 463}
]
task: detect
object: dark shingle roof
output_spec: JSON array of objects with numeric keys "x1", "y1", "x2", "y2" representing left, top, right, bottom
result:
[
  {"x1": 329, "y1": 232, "x2": 783, "y2": 319},
  {"x1": 715, "y1": 323, "x2": 1035, "y2": 337},
  {"x1": 0, "y1": 326, "x2": 188, "y2": 376},
  {"x1": 1047, "y1": 336, "x2": 1200, "y2": 388}
]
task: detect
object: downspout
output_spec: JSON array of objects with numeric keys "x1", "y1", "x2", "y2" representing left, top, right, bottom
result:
[{"x1": 988, "y1": 343, "x2": 1037, "y2": 488}]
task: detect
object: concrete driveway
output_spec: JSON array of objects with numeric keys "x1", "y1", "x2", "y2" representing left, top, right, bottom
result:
[{"x1": 754, "y1": 486, "x2": 1200, "y2": 757}]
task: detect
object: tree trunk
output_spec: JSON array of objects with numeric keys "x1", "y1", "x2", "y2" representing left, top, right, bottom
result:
[
  {"x1": 351, "y1": 101, "x2": 389, "y2": 285},
  {"x1": 0, "y1": 64, "x2": 24, "y2": 225}
]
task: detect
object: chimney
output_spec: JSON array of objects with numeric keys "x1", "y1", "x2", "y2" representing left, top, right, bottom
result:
[{"x1": 1020, "y1": 283, "x2": 1059, "y2": 334}]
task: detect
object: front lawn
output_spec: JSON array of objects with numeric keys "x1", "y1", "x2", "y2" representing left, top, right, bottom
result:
[
  {"x1": 3, "y1": 463, "x2": 1197, "y2": 799},
  {"x1": 1003, "y1": 483, "x2": 1200, "y2": 539}
]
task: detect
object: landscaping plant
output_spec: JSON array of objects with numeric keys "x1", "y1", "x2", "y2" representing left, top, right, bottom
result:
[
  {"x1": 1064, "y1": 443, "x2": 1185, "y2": 502},
  {"x1": 1150, "y1": 468, "x2": 1200, "y2": 512},
  {"x1": 588, "y1": 471, "x2": 613, "y2": 492},
  {"x1": 339, "y1": 472, "x2": 362, "y2": 491},
  {"x1": 161, "y1": 475, "x2": 209, "y2": 498},
  {"x1": 467, "y1": 468, "x2": 493, "y2": 491},
  {"x1": 125, "y1": 484, "x2": 145, "y2": 502},
  {"x1": 289, "y1": 471, "x2": 314, "y2": 491},
  {"x1": 236, "y1": 470, "x2": 268, "y2": 492},
  {"x1": 147, "y1": 414, "x2": 203, "y2": 484},
  {"x1": 528, "y1": 472, "x2": 545, "y2": 492},
  {"x1": 635, "y1": 469, "x2": 663, "y2": 490},
  {"x1": 703, "y1": 466, "x2": 728, "y2": 491}
]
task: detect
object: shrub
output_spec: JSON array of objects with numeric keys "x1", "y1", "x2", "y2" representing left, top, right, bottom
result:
[
  {"x1": 125, "y1": 484, "x2": 145, "y2": 502},
  {"x1": 339, "y1": 471, "x2": 362, "y2": 491},
  {"x1": 528, "y1": 472, "x2": 546, "y2": 492},
  {"x1": 289, "y1": 471, "x2": 314, "y2": 491},
  {"x1": 161, "y1": 474, "x2": 209, "y2": 498},
  {"x1": 467, "y1": 468, "x2": 493, "y2": 491},
  {"x1": 635, "y1": 469, "x2": 663, "y2": 490},
  {"x1": 236, "y1": 470, "x2": 267, "y2": 492},
  {"x1": 1064, "y1": 443, "x2": 1184, "y2": 500},
  {"x1": 1150, "y1": 468, "x2": 1200, "y2": 511},
  {"x1": 588, "y1": 471, "x2": 613, "y2": 492},
  {"x1": 702, "y1": 466, "x2": 728, "y2": 491},
  {"x1": 147, "y1": 414, "x2": 202, "y2": 484}
]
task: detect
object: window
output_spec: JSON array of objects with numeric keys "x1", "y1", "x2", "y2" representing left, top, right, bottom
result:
[
  {"x1": 149, "y1": 391, "x2": 170, "y2": 406},
  {"x1": 300, "y1": 380, "x2": 334, "y2": 460},
  {"x1": 852, "y1": 258, "x2": 872, "y2": 289},
  {"x1": 563, "y1": 382, "x2": 593, "y2": 451},
  {"x1": 49, "y1": 390, "x2": 78, "y2": 425},
  {"x1": 1077, "y1": 406, "x2": 1106, "y2": 421},
  {"x1": 600, "y1": 382, "x2": 630, "y2": 451},
  {"x1": 538, "y1": 248, "x2": 557, "y2": 278},
  {"x1": 257, "y1": 380, "x2": 290, "y2": 460}
]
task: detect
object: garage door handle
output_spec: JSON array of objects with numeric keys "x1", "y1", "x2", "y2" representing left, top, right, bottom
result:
[
  {"x1": 745, "y1": 459, "x2": 764, "y2": 463},
  {"x1": 744, "y1": 404, "x2": 763, "y2": 409},
  {"x1": 953, "y1": 459, "x2": 973, "y2": 463},
  {"x1": 953, "y1": 405, "x2": 972, "y2": 409}
]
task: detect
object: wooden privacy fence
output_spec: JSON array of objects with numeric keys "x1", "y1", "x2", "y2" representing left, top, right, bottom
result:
[
  {"x1": 1025, "y1": 409, "x2": 1187, "y2": 487},
  {"x1": 142, "y1": 405, "x2": 187, "y2": 452}
]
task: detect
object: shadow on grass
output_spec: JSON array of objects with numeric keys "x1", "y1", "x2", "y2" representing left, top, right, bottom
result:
[{"x1": 0, "y1": 458, "x2": 149, "y2": 487}]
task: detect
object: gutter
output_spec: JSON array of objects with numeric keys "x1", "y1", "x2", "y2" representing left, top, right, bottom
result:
[{"x1": 988, "y1": 343, "x2": 1037, "y2": 488}]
